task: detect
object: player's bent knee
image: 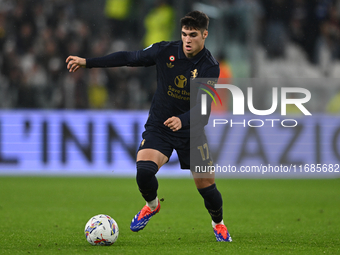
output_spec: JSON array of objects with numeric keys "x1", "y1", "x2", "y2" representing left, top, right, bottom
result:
[
  {"x1": 136, "y1": 161, "x2": 158, "y2": 187},
  {"x1": 137, "y1": 149, "x2": 168, "y2": 168},
  {"x1": 194, "y1": 177, "x2": 215, "y2": 189}
]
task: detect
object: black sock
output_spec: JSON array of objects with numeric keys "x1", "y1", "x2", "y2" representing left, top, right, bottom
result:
[
  {"x1": 136, "y1": 161, "x2": 158, "y2": 202},
  {"x1": 198, "y1": 183, "x2": 223, "y2": 223}
]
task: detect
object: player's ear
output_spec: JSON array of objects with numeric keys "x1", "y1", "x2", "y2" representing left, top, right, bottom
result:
[{"x1": 203, "y1": 30, "x2": 208, "y2": 39}]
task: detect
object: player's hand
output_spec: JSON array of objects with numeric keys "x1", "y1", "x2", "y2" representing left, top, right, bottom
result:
[
  {"x1": 164, "y1": 117, "x2": 182, "y2": 132},
  {"x1": 66, "y1": 56, "x2": 86, "y2": 72}
]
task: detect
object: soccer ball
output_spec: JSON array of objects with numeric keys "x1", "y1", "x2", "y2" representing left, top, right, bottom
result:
[{"x1": 84, "y1": 214, "x2": 119, "y2": 245}]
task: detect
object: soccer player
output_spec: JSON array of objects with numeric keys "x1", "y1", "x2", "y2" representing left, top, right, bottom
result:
[{"x1": 66, "y1": 10, "x2": 232, "y2": 242}]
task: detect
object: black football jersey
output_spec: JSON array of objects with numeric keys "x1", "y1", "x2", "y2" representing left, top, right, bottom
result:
[{"x1": 86, "y1": 40, "x2": 220, "y2": 137}]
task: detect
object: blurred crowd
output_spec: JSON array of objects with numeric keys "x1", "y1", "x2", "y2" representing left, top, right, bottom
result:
[
  {"x1": 259, "y1": 0, "x2": 340, "y2": 76},
  {"x1": 0, "y1": 0, "x2": 339, "y2": 110}
]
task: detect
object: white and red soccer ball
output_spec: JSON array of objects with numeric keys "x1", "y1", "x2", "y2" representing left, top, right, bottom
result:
[{"x1": 84, "y1": 214, "x2": 119, "y2": 245}]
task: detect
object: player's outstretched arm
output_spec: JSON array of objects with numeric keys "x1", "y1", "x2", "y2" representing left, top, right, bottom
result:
[{"x1": 66, "y1": 56, "x2": 86, "y2": 72}]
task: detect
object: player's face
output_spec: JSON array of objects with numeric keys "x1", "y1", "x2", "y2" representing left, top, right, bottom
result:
[{"x1": 181, "y1": 27, "x2": 208, "y2": 58}]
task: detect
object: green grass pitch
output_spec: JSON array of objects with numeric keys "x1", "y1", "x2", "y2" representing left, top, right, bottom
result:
[{"x1": 0, "y1": 177, "x2": 339, "y2": 254}]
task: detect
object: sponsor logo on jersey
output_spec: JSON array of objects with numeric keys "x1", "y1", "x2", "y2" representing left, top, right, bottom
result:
[{"x1": 174, "y1": 75, "x2": 187, "y2": 88}]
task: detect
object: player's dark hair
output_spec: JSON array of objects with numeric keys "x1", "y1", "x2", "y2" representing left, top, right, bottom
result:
[{"x1": 180, "y1": 11, "x2": 209, "y2": 32}]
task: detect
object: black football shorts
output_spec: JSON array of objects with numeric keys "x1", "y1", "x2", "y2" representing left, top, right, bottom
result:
[{"x1": 137, "y1": 126, "x2": 213, "y2": 170}]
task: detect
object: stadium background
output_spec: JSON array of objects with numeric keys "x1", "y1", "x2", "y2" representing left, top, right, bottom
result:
[
  {"x1": 0, "y1": 1, "x2": 339, "y2": 254},
  {"x1": 0, "y1": 0, "x2": 339, "y2": 176}
]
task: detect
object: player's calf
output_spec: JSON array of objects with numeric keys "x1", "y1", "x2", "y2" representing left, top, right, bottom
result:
[
  {"x1": 131, "y1": 161, "x2": 160, "y2": 232},
  {"x1": 136, "y1": 160, "x2": 159, "y2": 201}
]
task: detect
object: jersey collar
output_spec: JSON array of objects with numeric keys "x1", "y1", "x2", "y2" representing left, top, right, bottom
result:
[{"x1": 178, "y1": 41, "x2": 206, "y2": 64}]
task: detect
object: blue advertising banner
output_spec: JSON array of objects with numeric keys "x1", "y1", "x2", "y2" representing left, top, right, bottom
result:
[
  {"x1": 0, "y1": 110, "x2": 339, "y2": 178},
  {"x1": 206, "y1": 115, "x2": 340, "y2": 178},
  {"x1": 0, "y1": 110, "x2": 183, "y2": 176}
]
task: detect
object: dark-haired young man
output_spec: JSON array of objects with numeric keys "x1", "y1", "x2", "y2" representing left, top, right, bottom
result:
[{"x1": 66, "y1": 10, "x2": 231, "y2": 242}]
